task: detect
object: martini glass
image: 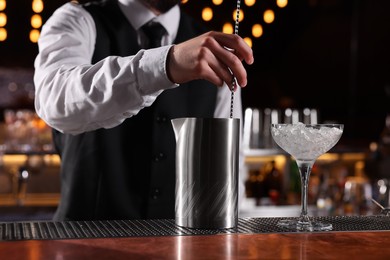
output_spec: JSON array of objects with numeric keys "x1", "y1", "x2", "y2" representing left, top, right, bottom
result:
[{"x1": 271, "y1": 123, "x2": 344, "y2": 231}]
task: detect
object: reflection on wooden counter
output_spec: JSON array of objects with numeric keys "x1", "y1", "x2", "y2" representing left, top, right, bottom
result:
[{"x1": 1, "y1": 232, "x2": 390, "y2": 260}]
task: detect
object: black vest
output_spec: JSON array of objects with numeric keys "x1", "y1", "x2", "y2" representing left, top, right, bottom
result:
[{"x1": 52, "y1": 0, "x2": 217, "y2": 221}]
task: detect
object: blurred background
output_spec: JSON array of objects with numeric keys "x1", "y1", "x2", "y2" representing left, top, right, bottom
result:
[
  {"x1": 1, "y1": 0, "x2": 390, "y2": 143},
  {"x1": 0, "y1": 0, "x2": 390, "y2": 220}
]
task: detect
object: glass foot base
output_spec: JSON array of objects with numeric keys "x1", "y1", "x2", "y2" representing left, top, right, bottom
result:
[{"x1": 277, "y1": 219, "x2": 333, "y2": 232}]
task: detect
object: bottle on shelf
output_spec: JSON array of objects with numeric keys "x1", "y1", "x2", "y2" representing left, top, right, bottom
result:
[{"x1": 264, "y1": 160, "x2": 283, "y2": 205}]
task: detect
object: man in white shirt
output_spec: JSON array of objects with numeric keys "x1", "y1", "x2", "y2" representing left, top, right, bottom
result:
[{"x1": 34, "y1": 0, "x2": 253, "y2": 221}]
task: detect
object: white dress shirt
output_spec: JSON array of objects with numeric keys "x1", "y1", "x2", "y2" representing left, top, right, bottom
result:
[{"x1": 34, "y1": 0, "x2": 242, "y2": 135}]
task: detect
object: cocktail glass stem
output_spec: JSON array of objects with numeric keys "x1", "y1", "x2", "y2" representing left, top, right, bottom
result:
[{"x1": 296, "y1": 160, "x2": 314, "y2": 227}]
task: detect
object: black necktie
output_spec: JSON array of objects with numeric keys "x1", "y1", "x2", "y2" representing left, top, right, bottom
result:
[{"x1": 141, "y1": 22, "x2": 166, "y2": 48}]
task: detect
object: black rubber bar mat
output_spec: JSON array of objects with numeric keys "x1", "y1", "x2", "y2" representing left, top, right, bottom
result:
[{"x1": 1, "y1": 215, "x2": 390, "y2": 241}]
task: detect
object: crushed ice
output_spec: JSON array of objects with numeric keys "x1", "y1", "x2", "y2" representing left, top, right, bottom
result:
[{"x1": 271, "y1": 122, "x2": 343, "y2": 160}]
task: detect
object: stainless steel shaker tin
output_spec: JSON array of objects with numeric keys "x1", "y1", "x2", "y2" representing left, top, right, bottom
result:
[{"x1": 172, "y1": 117, "x2": 240, "y2": 229}]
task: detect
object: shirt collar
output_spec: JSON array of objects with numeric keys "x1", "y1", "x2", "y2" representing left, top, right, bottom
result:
[{"x1": 118, "y1": 0, "x2": 180, "y2": 42}]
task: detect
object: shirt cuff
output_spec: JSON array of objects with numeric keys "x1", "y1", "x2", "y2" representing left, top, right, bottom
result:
[{"x1": 137, "y1": 45, "x2": 178, "y2": 95}]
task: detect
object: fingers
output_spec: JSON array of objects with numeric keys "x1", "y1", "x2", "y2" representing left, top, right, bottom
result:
[
  {"x1": 201, "y1": 46, "x2": 236, "y2": 87},
  {"x1": 211, "y1": 32, "x2": 254, "y2": 65},
  {"x1": 166, "y1": 31, "x2": 254, "y2": 89},
  {"x1": 196, "y1": 42, "x2": 241, "y2": 89},
  {"x1": 201, "y1": 32, "x2": 251, "y2": 87}
]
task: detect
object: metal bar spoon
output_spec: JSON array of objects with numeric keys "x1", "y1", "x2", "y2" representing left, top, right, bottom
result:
[{"x1": 371, "y1": 198, "x2": 390, "y2": 216}]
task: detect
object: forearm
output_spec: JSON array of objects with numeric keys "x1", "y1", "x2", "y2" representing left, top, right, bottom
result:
[{"x1": 34, "y1": 47, "x2": 175, "y2": 135}]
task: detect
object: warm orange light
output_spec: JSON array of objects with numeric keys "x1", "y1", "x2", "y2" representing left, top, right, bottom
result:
[
  {"x1": 244, "y1": 37, "x2": 252, "y2": 48},
  {"x1": 31, "y1": 14, "x2": 42, "y2": 28},
  {"x1": 222, "y1": 23, "x2": 233, "y2": 34},
  {"x1": 0, "y1": 27, "x2": 6, "y2": 41},
  {"x1": 264, "y1": 9, "x2": 275, "y2": 24},
  {"x1": 212, "y1": 0, "x2": 223, "y2": 5},
  {"x1": 0, "y1": 12, "x2": 6, "y2": 27},
  {"x1": 0, "y1": 0, "x2": 6, "y2": 11},
  {"x1": 181, "y1": 0, "x2": 189, "y2": 4},
  {"x1": 29, "y1": 29, "x2": 40, "y2": 43},
  {"x1": 34, "y1": 118, "x2": 48, "y2": 130},
  {"x1": 277, "y1": 0, "x2": 288, "y2": 8},
  {"x1": 232, "y1": 9, "x2": 244, "y2": 22},
  {"x1": 202, "y1": 7, "x2": 213, "y2": 22},
  {"x1": 252, "y1": 24, "x2": 263, "y2": 38},
  {"x1": 245, "y1": 0, "x2": 256, "y2": 7},
  {"x1": 32, "y1": 0, "x2": 44, "y2": 13}
]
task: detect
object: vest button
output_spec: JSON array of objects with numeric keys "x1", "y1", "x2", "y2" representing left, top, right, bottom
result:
[
  {"x1": 151, "y1": 188, "x2": 161, "y2": 199},
  {"x1": 156, "y1": 116, "x2": 167, "y2": 123},
  {"x1": 154, "y1": 152, "x2": 165, "y2": 161}
]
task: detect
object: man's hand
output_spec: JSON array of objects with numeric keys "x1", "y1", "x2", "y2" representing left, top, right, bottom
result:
[{"x1": 167, "y1": 31, "x2": 254, "y2": 89}]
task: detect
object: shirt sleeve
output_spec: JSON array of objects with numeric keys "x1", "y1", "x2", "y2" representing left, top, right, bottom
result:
[
  {"x1": 214, "y1": 84, "x2": 243, "y2": 120},
  {"x1": 34, "y1": 2, "x2": 176, "y2": 135}
]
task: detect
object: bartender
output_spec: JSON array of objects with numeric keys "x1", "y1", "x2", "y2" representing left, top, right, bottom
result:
[{"x1": 34, "y1": 0, "x2": 253, "y2": 221}]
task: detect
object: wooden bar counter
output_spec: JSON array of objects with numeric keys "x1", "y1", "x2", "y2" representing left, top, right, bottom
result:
[
  {"x1": 1, "y1": 216, "x2": 390, "y2": 259},
  {"x1": 1, "y1": 231, "x2": 390, "y2": 259}
]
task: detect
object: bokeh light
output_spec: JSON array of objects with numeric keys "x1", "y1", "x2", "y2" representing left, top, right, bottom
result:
[
  {"x1": 245, "y1": 0, "x2": 256, "y2": 7},
  {"x1": 252, "y1": 24, "x2": 263, "y2": 38},
  {"x1": 263, "y1": 9, "x2": 275, "y2": 24},
  {"x1": 277, "y1": 0, "x2": 288, "y2": 8},
  {"x1": 0, "y1": 0, "x2": 6, "y2": 11},
  {"x1": 0, "y1": 27, "x2": 6, "y2": 41},
  {"x1": 29, "y1": 29, "x2": 40, "y2": 43},
  {"x1": 244, "y1": 37, "x2": 252, "y2": 48},
  {"x1": 31, "y1": 14, "x2": 42, "y2": 29},
  {"x1": 232, "y1": 9, "x2": 244, "y2": 22},
  {"x1": 202, "y1": 7, "x2": 213, "y2": 22},
  {"x1": 32, "y1": 0, "x2": 44, "y2": 13},
  {"x1": 0, "y1": 12, "x2": 6, "y2": 27},
  {"x1": 222, "y1": 22, "x2": 233, "y2": 34},
  {"x1": 212, "y1": 0, "x2": 223, "y2": 5}
]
